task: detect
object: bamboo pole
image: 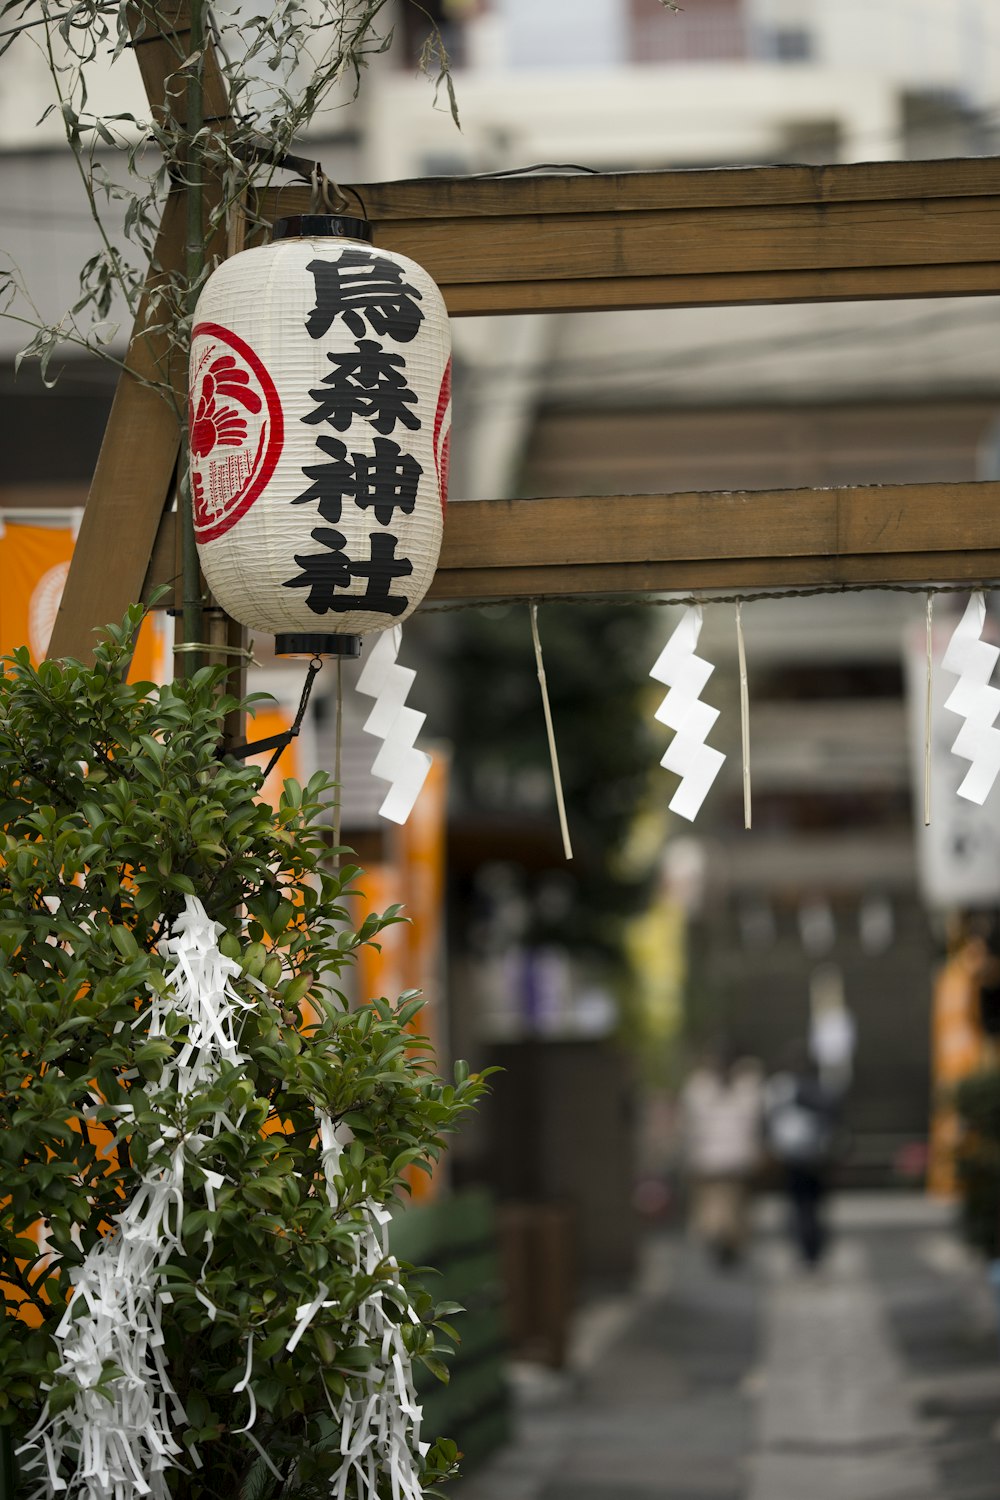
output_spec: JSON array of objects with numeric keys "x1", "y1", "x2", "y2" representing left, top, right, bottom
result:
[{"x1": 180, "y1": 0, "x2": 206, "y2": 676}]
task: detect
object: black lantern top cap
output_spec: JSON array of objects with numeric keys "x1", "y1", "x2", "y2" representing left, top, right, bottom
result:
[{"x1": 272, "y1": 214, "x2": 373, "y2": 244}]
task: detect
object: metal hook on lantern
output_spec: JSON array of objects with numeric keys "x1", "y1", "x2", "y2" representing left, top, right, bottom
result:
[
  {"x1": 309, "y1": 163, "x2": 350, "y2": 216},
  {"x1": 228, "y1": 654, "x2": 325, "y2": 777},
  {"x1": 227, "y1": 138, "x2": 366, "y2": 219}
]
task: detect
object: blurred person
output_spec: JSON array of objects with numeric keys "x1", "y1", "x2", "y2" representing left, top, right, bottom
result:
[
  {"x1": 764, "y1": 1043, "x2": 838, "y2": 1268},
  {"x1": 678, "y1": 1049, "x2": 763, "y2": 1267},
  {"x1": 809, "y1": 963, "x2": 856, "y2": 1099}
]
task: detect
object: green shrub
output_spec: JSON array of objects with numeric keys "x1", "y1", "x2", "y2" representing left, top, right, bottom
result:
[{"x1": 0, "y1": 608, "x2": 487, "y2": 1497}]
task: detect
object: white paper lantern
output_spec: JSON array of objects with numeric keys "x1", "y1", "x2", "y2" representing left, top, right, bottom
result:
[{"x1": 188, "y1": 214, "x2": 452, "y2": 655}]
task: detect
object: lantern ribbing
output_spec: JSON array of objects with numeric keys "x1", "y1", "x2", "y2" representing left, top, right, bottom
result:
[{"x1": 188, "y1": 217, "x2": 452, "y2": 654}]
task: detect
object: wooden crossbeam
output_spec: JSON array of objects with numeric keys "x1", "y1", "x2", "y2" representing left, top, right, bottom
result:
[
  {"x1": 50, "y1": 137, "x2": 1000, "y2": 661},
  {"x1": 259, "y1": 157, "x2": 1000, "y2": 315},
  {"x1": 142, "y1": 480, "x2": 1000, "y2": 604}
]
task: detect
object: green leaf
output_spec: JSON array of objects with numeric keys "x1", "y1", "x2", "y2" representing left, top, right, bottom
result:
[
  {"x1": 420, "y1": 1355, "x2": 451, "y2": 1384},
  {"x1": 283, "y1": 973, "x2": 312, "y2": 1007},
  {"x1": 47, "y1": 1380, "x2": 79, "y2": 1416},
  {"x1": 109, "y1": 925, "x2": 138, "y2": 959}
]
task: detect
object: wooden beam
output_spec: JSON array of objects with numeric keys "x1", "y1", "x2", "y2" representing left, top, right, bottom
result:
[
  {"x1": 428, "y1": 550, "x2": 1000, "y2": 598},
  {"x1": 439, "y1": 482, "x2": 1000, "y2": 569},
  {"x1": 143, "y1": 480, "x2": 1000, "y2": 603},
  {"x1": 259, "y1": 157, "x2": 1000, "y2": 314},
  {"x1": 0, "y1": 483, "x2": 89, "y2": 511},
  {"x1": 60, "y1": 147, "x2": 1000, "y2": 644},
  {"x1": 48, "y1": 4, "x2": 229, "y2": 663},
  {"x1": 429, "y1": 481, "x2": 1000, "y2": 597}
]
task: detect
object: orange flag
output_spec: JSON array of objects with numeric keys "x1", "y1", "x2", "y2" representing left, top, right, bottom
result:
[{"x1": 0, "y1": 519, "x2": 168, "y2": 679}]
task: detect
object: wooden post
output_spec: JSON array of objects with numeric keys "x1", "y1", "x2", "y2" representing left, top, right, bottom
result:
[{"x1": 47, "y1": 1, "x2": 229, "y2": 666}]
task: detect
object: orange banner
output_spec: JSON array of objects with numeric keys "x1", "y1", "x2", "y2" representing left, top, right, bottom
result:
[
  {"x1": 928, "y1": 941, "x2": 988, "y2": 1196},
  {"x1": 353, "y1": 755, "x2": 449, "y2": 1201},
  {"x1": 245, "y1": 704, "x2": 301, "y2": 809},
  {"x1": 0, "y1": 520, "x2": 167, "y2": 679},
  {"x1": 0, "y1": 522, "x2": 169, "y2": 1326}
]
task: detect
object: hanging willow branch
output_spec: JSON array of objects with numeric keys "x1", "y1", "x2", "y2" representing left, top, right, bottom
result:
[{"x1": 0, "y1": 0, "x2": 460, "y2": 396}]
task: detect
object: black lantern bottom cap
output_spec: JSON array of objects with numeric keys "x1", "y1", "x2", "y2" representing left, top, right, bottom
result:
[{"x1": 274, "y1": 632, "x2": 361, "y2": 659}]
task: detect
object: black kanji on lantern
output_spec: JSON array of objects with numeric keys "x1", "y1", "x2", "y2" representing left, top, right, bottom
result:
[
  {"x1": 303, "y1": 339, "x2": 421, "y2": 435},
  {"x1": 294, "y1": 436, "x2": 422, "y2": 527},
  {"x1": 293, "y1": 436, "x2": 355, "y2": 525},
  {"x1": 305, "y1": 251, "x2": 424, "y2": 344},
  {"x1": 283, "y1": 530, "x2": 413, "y2": 616}
]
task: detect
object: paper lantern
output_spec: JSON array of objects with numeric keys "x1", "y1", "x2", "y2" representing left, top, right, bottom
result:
[{"x1": 188, "y1": 215, "x2": 452, "y2": 656}]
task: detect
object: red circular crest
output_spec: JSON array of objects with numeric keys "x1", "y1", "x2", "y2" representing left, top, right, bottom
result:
[
  {"x1": 433, "y1": 358, "x2": 452, "y2": 513},
  {"x1": 189, "y1": 323, "x2": 284, "y2": 543}
]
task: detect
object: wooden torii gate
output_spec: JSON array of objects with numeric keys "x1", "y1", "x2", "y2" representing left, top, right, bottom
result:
[{"x1": 48, "y1": 8, "x2": 1000, "y2": 666}]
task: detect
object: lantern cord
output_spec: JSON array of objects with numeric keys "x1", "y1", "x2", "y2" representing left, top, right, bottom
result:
[
  {"x1": 529, "y1": 603, "x2": 573, "y2": 861},
  {"x1": 421, "y1": 577, "x2": 997, "y2": 617},
  {"x1": 228, "y1": 656, "x2": 324, "y2": 775},
  {"x1": 310, "y1": 163, "x2": 350, "y2": 215},
  {"x1": 231, "y1": 138, "x2": 318, "y2": 177},
  {"x1": 228, "y1": 140, "x2": 366, "y2": 218},
  {"x1": 333, "y1": 654, "x2": 343, "y2": 871},
  {"x1": 472, "y1": 163, "x2": 602, "y2": 178},
  {"x1": 925, "y1": 593, "x2": 933, "y2": 827},
  {"x1": 736, "y1": 602, "x2": 752, "y2": 832}
]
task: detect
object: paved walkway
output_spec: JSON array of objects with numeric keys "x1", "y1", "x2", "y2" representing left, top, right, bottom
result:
[{"x1": 456, "y1": 1195, "x2": 1000, "y2": 1500}]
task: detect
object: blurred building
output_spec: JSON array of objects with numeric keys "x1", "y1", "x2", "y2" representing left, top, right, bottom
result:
[
  {"x1": 362, "y1": 0, "x2": 1000, "y2": 1187},
  {"x1": 5, "y1": 0, "x2": 1000, "y2": 1228}
]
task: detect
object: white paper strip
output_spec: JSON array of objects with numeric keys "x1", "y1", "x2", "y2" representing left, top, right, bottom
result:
[
  {"x1": 356, "y1": 627, "x2": 432, "y2": 825},
  {"x1": 941, "y1": 591, "x2": 1000, "y2": 805},
  {"x1": 20, "y1": 898, "x2": 251, "y2": 1500},
  {"x1": 650, "y1": 604, "x2": 726, "y2": 821},
  {"x1": 314, "y1": 1113, "x2": 426, "y2": 1500}
]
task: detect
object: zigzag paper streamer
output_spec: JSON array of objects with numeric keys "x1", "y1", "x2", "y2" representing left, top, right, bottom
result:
[
  {"x1": 941, "y1": 591, "x2": 1000, "y2": 805},
  {"x1": 356, "y1": 627, "x2": 432, "y2": 825},
  {"x1": 650, "y1": 604, "x2": 726, "y2": 821}
]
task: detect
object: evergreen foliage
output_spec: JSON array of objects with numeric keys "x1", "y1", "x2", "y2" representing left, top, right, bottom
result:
[{"x1": 0, "y1": 609, "x2": 487, "y2": 1496}]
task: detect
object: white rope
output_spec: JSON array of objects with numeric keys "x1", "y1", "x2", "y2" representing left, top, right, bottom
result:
[
  {"x1": 529, "y1": 604, "x2": 573, "y2": 861},
  {"x1": 736, "y1": 602, "x2": 751, "y2": 831},
  {"x1": 924, "y1": 593, "x2": 933, "y2": 827}
]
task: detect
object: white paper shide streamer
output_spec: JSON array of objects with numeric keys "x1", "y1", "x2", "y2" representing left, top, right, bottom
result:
[
  {"x1": 650, "y1": 604, "x2": 726, "y2": 821},
  {"x1": 356, "y1": 625, "x2": 431, "y2": 823},
  {"x1": 20, "y1": 898, "x2": 250, "y2": 1500},
  {"x1": 311, "y1": 1115, "x2": 427, "y2": 1500},
  {"x1": 21, "y1": 900, "x2": 432, "y2": 1500},
  {"x1": 941, "y1": 590, "x2": 1000, "y2": 805}
]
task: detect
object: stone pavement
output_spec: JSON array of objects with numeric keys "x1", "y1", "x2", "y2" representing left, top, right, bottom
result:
[{"x1": 454, "y1": 1195, "x2": 1000, "y2": 1500}]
